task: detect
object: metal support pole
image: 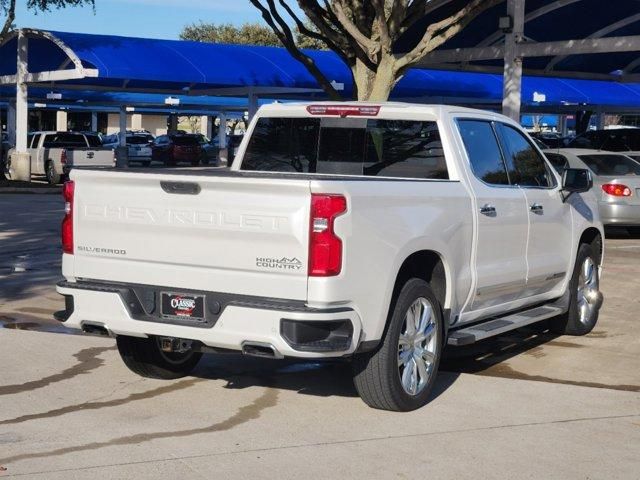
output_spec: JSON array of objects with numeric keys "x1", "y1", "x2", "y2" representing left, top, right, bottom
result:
[
  {"x1": 247, "y1": 93, "x2": 258, "y2": 123},
  {"x1": 56, "y1": 110, "x2": 68, "y2": 132},
  {"x1": 11, "y1": 29, "x2": 31, "y2": 181},
  {"x1": 502, "y1": 0, "x2": 525, "y2": 122},
  {"x1": 91, "y1": 111, "x2": 98, "y2": 132},
  {"x1": 218, "y1": 112, "x2": 228, "y2": 166},
  {"x1": 115, "y1": 106, "x2": 128, "y2": 168}
]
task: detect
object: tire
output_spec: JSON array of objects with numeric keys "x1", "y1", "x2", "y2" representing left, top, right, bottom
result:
[
  {"x1": 45, "y1": 161, "x2": 61, "y2": 185},
  {"x1": 352, "y1": 278, "x2": 443, "y2": 411},
  {"x1": 551, "y1": 243, "x2": 603, "y2": 336},
  {"x1": 141, "y1": 160, "x2": 151, "y2": 167},
  {"x1": 191, "y1": 158, "x2": 200, "y2": 166},
  {"x1": 116, "y1": 335, "x2": 202, "y2": 380}
]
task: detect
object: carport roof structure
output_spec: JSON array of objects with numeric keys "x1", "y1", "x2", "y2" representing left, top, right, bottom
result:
[{"x1": 1, "y1": 27, "x2": 640, "y2": 111}]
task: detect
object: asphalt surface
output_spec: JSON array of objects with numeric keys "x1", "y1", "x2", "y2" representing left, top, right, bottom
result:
[{"x1": 1, "y1": 194, "x2": 639, "y2": 479}]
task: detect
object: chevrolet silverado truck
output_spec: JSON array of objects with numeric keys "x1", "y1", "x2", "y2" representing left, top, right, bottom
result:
[
  {"x1": 8, "y1": 131, "x2": 115, "y2": 184},
  {"x1": 55, "y1": 103, "x2": 604, "y2": 411}
]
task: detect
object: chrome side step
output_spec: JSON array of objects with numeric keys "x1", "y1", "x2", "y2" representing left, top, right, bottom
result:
[{"x1": 447, "y1": 305, "x2": 565, "y2": 346}]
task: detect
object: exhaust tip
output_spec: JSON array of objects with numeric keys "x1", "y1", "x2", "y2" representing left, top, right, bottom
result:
[{"x1": 241, "y1": 341, "x2": 283, "y2": 359}]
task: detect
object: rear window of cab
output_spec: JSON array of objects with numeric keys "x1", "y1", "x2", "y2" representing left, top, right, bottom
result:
[{"x1": 241, "y1": 117, "x2": 449, "y2": 180}]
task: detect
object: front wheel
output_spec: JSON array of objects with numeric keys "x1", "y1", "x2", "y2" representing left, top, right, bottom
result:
[
  {"x1": 116, "y1": 335, "x2": 202, "y2": 379},
  {"x1": 551, "y1": 243, "x2": 603, "y2": 335},
  {"x1": 352, "y1": 278, "x2": 443, "y2": 411}
]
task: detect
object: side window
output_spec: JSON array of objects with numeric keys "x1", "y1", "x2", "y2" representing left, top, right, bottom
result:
[
  {"x1": 362, "y1": 120, "x2": 448, "y2": 179},
  {"x1": 31, "y1": 134, "x2": 41, "y2": 148},
  {"x1": 544, "y1": 153, "x2": 569, "y2": 174},
  {"x1": 457, "y1": 120, "x2": 509, "y2": 185},
  {"x1": 497, "y1": 124, "x2": 556, "y2": 188}
]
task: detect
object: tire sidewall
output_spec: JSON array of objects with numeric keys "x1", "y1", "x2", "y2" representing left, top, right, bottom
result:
[
  {"x1": 566, "y1": 243, "x2": 600, "y2": 335},
  {"x1": 383, "y1": 279, "x2": 444, "y2": 411}
]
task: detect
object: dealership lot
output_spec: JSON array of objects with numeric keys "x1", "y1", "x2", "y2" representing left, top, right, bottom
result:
[{"x1": 0, "y1": 194, "x2": 639, "y2": 478}]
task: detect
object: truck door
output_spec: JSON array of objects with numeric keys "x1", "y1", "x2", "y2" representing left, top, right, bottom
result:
[
  {"x1": 496, "y1": 123, "x2": 572, "y2": 297},
  {"x1": 456, "y1": 119, "x2": 529, "y2": 311}
]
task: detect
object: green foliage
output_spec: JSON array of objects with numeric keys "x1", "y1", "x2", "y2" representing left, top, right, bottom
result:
[
  {"x1": 180, "y1": 21, "x2": 326, "y2": 50},
  {"x1": 180, "y1": 22, "x2": 282, "y2": 47}
]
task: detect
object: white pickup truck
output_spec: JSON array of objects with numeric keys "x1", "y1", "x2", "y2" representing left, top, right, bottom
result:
[
  {"x1": 9, "y1": 131, "x2": 115, "y2": 184},
  {"x1": 55, "y1": 103, "x2": 604, "y2": 411}
]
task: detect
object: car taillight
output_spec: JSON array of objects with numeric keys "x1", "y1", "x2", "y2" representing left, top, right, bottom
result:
[
  {"x1": 602, "y1": 183, "x2": 632, "y2": 197},
  {"x1": 62, "y1": 180, "x2": 74, "y2": 254},
  {"x1": 60, "y1": 149, "x2": 67, "y2": 165},
  {"x1": 309, "y1": 194, "x2": 347, "y2": 277},
  {"x1": 306, "y1": 105, "x2": 380, "y2": 117}
]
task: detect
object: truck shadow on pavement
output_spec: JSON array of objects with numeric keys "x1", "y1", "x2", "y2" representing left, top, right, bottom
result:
[{"x1": 192, "y1": 354, "x2": 460, "y2": 401}]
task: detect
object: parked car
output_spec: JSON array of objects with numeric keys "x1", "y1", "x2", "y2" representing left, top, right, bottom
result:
[
  {"x1": 530, "y1": 131, "x2": 569, "y2": 149},
  {"x1": 56, "y1": 102, "x2": 603, "y2": 412},
  {"x1": 544, "y1": 148, "x2": 640, "y2": 229},
  {"x1": 152, "y1": 134, "x2": 202, "y2": 166},
  {"x1": 102, "y1": 132, "x2": 155, "y2": 166},
  {"x1": 568, "y1": 128, "x2": 640, "y2": 160},
  {"x1": 8, "y1": 131, "x2": 115, "y2": 184},
  {"x1": 194, "y1": 134, "x2": 217, "y2": 164}
]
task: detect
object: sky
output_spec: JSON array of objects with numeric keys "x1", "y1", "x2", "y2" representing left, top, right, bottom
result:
[{"x1": 14, "y1": 0, "x2": 278, "y2": 39}]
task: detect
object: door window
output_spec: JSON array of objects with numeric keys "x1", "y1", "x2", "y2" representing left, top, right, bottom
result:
[
  {"x1": 457, "y1": 120, "x2": 509, "y2": 185},
  {"x1": 544, "y1": 153, "x2": 569, "y2": 174},
  {"x1": 497, "y1": 124, "x2": 556, "y2": 188}
]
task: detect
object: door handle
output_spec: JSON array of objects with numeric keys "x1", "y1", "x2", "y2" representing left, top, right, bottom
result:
[
  {"x1": 530, "y1": 203, "x2": 544, "y2": 213},
  {"x1": 479, "y1": 204, "x2": 496, "y2": 215}
]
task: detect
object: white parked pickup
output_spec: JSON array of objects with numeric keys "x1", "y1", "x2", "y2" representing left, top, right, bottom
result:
[
  {"x1": 9, "y1": 131, "x2": 115, "y2": 184},
  {"x1": 55, "y1": 102, "x2": 604, "y2": 411}
]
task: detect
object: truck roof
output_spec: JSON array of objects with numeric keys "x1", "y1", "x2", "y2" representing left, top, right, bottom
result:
[{"x1": 256, "y1": 101, "x2": 514, "y2": 123}]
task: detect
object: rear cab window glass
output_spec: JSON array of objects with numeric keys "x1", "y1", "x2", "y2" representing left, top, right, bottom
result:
[
  {"x1": 241, "y1": 116, "x2": 448, "y2": 180},
  {"x1": 43, "y1": 133, "x2": 88, "y2": 148},
  {"x1": 172, "y1": 136, "x2": 200, "y2": 146},
  {"x1": 497, "y1": 123, "x2": 556, "y2": 188},
  {"x1": 85, "y1": 135, "x2": 102, "y2": 147},
  {"x1": 457, "y1": 120, "x2": 509, "y2": 185},
  {"x1": 578, "y1": 154, "x2": 640, "y2": 176}
]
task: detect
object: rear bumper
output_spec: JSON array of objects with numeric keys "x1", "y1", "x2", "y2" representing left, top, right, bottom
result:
[
  {"x1": 56, "y1": 280, "x2": 362, "y2": 359},
  {"x1": 599, "y1": 203, "x2": 640, "y2": 226}
]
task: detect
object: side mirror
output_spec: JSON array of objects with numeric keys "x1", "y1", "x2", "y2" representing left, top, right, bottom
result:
[{"x1": 562, "y1": 168, "x2": 592, "y2": 201}]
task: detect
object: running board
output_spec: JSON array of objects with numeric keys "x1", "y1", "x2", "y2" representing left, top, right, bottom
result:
[{"x1": 447, "y1": 305, "x2": 565, "y2": 346}]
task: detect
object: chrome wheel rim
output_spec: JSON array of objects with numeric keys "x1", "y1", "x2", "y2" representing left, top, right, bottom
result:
[
  {"x1": 577, "y1": 257, "x2": 599, "y2": 325},
  {"x1": 398, "y1": 297, "x2": 438, "y2": 396}
]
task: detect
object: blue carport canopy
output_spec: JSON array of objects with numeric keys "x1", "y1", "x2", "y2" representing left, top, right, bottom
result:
[{"x1": 1, "y1": 29, "x2": 640, "y2": 110}]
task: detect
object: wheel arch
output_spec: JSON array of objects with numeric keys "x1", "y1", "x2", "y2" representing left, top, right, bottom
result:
[{"x1": 579, "y1": 227, "x2": 603, "y2": 265}]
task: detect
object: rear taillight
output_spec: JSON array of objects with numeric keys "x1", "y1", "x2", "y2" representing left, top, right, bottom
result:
[
  {"x1": 62, "y1": 180, "x2": 74, "y2": 254},
  {"x1": 309, "y1": 194, "x2": 347, "y2": 277},
  {"x1": 602, "y1": 183, "x2": 632, "y2": 197},
  {"x1": 60, "y1": 149, "x2": 67, "y2": 165}
]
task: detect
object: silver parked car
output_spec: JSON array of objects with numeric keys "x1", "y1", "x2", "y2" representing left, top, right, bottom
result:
[{"x1": 544, "y1": 149, "x2": 640, "y2": 227}]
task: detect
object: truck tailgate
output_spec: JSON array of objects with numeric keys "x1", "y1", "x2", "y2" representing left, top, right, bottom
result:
[
  {"x1": 68, "y1": 149, "x2": 115, "y2": 168},
  {"x1": 69, "y1": 169, "x2": 311, "y2": 300}
]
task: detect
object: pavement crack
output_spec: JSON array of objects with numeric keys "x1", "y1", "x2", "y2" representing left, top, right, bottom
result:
[{"x1": 0, "y1": 346, "x2": 115, "y2": 396}]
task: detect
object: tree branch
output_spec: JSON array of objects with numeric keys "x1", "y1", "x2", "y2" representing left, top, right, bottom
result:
[
  {"x1": 332, "y1": 0, "x2": 378, "y2": 59},
  {"x1": 1, "y1": 0, "x2": 16, "y2": 41},
  {"x1": 250, "y1": 0, "x2": 342, "y2": 100},
  {"x1": 396, "y1": 0, "x2": 504, "y2": 70},
  {"x1": 371, "y1": 0, "x2": 392, "y2": 53}
]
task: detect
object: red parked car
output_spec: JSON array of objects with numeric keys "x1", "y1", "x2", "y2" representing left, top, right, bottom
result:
[{"x1": 152, "y1": 134, "x2": 202, "y2": 166}]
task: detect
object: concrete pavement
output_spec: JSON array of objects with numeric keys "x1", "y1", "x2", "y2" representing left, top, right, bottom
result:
[{"x1": 0, "y1": 194, "x2": 639, "y2": 478}]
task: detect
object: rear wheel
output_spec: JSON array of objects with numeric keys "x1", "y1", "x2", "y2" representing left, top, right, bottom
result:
[
  {"x1": 116, "y1": 335, "x2": 202, "y2": 379},
  {"x1": 551, "y1": 243, "x2": 602, "y2": 335},
  {"x1": 352, "y1": 279, "x2": 443, "y2": 411},
  {"x1": 45, "y1": 161, "x2": 61, "y2": 185}
]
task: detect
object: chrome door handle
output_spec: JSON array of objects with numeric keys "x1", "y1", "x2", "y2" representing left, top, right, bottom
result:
[
  {"x1": 530, "y1": 203, "x2": 544, "y2": 213},
  {"x1": 480, "y1": 204, "x2": 496, "y2": 215}
]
